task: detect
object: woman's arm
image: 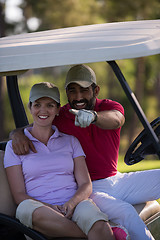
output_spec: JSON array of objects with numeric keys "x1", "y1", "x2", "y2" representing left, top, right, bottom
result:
[
  {"x1": 61, "y1": 156, "x2": 92, "y2": 218},
  {"x1": 6, "y1": 165, "x2": 63, "y2": 214},
  {"x1": 6, "y1": 165, "x2": 30, "y2": 205}
]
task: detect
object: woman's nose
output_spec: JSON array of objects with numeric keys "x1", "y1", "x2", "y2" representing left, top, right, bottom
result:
[{"x1": 40, "y1": 105, "x2": 47, "y2": 112}]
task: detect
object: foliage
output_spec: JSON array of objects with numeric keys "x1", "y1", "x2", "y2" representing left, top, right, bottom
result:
[
  {"x1": 21, "y1": 0, "x2": 103, "y2": 31},
  {"x1": 100, "y1": 0, "x2": 160, "y2": 21}
]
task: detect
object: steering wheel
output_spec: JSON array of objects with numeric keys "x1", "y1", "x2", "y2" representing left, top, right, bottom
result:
[{"x1": 124, "y1": 117, "x2": 160, "y2": 165}]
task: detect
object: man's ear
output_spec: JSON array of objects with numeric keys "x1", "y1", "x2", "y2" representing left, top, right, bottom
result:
[
  {"x1": 94, "y1": 85, "x2": 100, "y2": 97},
  {"x1": 56, "y1": 105, "x2": 61, "y2": 115}
]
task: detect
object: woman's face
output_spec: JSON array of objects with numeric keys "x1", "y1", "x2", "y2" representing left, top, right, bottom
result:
[{"x1": 30, "y1": 97, "x2": 59, "y2": 128}]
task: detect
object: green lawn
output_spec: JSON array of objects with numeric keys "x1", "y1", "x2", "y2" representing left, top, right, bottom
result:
[
  {"x1": 117, "y1": 156, "x2": 160, "y2": 203},
  {"x1": 117, "y1": 156, "x2": 160, "y2": 173}
]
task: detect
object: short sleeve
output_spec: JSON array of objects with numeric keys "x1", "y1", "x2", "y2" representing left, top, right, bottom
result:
[
  {"x1": 96, "y1": 99, "x2": 124, "y2": 116},
  {"x1": 4, "y1": 140, "x2": 21, "y2": 168},
  {"x1": 70, "y1": 136, "x2": 86, "y2": 159}
]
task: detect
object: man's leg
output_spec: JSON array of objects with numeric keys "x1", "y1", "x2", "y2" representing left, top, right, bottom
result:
[
  {"x1": 91, "y1": 169, "x2": 160, "y2": 240},
  {"x1": 92, "y1": 170, "x2": 160, "y2": 204},
  {"x1": 91, "y1": 192, "x2": 154, "y2": 240},
  {"x1": 110, "y1": 170, "x2": 160, "y2": 204}
]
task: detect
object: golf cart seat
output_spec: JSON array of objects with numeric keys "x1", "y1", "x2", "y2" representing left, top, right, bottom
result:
[{"x1": 0, "y1": 150, "x2": 160, "y2": 239}]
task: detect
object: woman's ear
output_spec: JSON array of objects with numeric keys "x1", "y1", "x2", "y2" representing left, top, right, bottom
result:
[
  {"x1": 28, "y1": 102, "x2": 31, "y2": 110},
  {"x1": 28, "y1": 102, "x2": 32, "y2": 114}
]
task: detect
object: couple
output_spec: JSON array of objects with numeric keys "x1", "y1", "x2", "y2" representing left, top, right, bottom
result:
[
  {"x1": 5, "y1": 64, "x2": 160, "y2": 239},
  {"x1": 4, "y1": 81, "x2": 128, "y2": 239}
]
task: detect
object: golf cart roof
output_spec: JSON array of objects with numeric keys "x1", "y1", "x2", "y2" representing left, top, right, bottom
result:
[{"x1": 0, "y1": 19, "x2": 160, "y2": 76}]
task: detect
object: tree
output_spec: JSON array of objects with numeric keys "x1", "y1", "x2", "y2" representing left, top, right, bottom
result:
[
  {"x1": 99, "y1": 0, "x2": 160, "y2": 148},
  {"x1": 20, "y1": 0, "x2": 102, "y2": 31}
]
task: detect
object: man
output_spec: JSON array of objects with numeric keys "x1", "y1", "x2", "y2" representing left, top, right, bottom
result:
[{"x1": 11, "y1": 64, "x2": 160, "y2": 239}]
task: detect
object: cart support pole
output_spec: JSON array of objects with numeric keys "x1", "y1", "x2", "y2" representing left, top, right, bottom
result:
[
  {"x1": 108, "y1": 60, "x2": 160, "y2": 158},
  {"x1": 6, "y1": 75, "x2": 29, "y2": 128}
]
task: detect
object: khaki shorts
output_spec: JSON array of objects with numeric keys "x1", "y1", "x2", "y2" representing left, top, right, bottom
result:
[{"x1": 16, "y1": 198, "x2": 108, "y2": 235}]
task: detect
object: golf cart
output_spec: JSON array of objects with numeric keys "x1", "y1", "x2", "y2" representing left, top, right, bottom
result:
[{"x1": 0, "y1": 19, "x2": 160, "y2": 239}]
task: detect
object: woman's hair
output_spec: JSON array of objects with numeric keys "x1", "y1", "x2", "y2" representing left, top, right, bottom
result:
[{"x1": 28, "y1": 101, "x2": 60, "y2": 109}]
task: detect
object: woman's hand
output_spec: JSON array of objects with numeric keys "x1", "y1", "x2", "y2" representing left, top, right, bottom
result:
[
  {"x1": 46, "y1": 204, "x2": 64, "y2": 215},
  {"x1": 59, "y1": 200, "x2": 76, "y2": 219}
]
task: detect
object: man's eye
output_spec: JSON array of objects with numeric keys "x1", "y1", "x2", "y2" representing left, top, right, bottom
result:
[
  {"x1": 81, "y1": 89, "x2": 89, "y2": 92},
  {"x1": 68, "y1": 90, "x2": 75, "y2": 93}
]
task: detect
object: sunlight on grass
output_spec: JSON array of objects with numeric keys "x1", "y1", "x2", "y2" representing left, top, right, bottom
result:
[{"x1": 117, "y1": 156, "x2": 160, "y2": 173}]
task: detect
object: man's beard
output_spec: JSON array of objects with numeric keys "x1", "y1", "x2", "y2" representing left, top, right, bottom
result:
[{"x1": 69, "y1": 96, "x2": 95, "y2": 110}]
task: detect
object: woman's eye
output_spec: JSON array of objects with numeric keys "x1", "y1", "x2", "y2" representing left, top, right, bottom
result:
[
  {"x1": 34, "y1": 103, "x2": 40, "y2": 107},
  {"x1": 48, "y1": 104, "x2": 55, "y2": 108}
]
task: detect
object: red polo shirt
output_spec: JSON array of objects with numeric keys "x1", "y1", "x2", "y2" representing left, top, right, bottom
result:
[{"x1": 53, "y1": 98, "x2": 124, "y2": 181}]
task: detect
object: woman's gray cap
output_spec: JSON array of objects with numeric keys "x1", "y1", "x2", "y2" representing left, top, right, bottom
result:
[
  {"x1": 65, "y1": 64, "x2": 96, "y2": 89},
  {"x1": 29, "y1": 82, "x2": 60, "y2": 103}
]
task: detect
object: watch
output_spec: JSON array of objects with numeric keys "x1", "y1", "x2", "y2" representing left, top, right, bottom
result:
[{"x1": 92, "y1": 111, "x2": 98, "y2": 124}]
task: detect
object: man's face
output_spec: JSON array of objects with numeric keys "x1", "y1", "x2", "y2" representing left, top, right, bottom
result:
[{"x1": 66, "y1": 83, "x2": 98, "y2": 110}]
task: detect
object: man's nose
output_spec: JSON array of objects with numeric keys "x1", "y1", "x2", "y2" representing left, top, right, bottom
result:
[{"x1": 75, "y1": 91, "x2": 83, "y2": 101}]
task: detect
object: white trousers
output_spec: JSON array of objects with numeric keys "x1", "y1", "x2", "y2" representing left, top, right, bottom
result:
[{"x1": 91, "y1": 170, "x2": 160, "y2": 240}]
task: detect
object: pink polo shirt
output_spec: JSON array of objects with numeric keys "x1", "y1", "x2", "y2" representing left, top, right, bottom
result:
[
  {"x1": 4, "y1": 126, "x2": 85, "y2": 205},
  {"x1": 53, "y1": 98, "x2": 124, "y2": 181}
]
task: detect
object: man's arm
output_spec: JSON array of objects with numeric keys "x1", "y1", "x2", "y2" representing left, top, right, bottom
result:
[
  {"x1": 69, "y1": 109, "x2": 125, "y2": 129},
  {"x1": 94, "y1": 110, "x2": 125, "y2": 129},
  {"x1": 9, "y1": 126, "x2": 37, "y2": 155}
]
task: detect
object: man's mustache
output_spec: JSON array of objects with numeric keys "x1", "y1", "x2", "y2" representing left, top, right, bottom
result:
[{"x1": 72, "y1": 99, "x2": 88, "y2": 105}]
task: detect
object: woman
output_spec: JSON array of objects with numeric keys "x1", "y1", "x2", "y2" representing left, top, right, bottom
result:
[{"x1": 4, "y1": 82, "x2": 115, "y2": 240}]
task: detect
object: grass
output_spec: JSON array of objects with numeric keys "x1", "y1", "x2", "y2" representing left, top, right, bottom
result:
[
  {"x1": 117, "y1": 156, "x2": 160, "y2": 203},
  {"x1": 117, "y1": 156, "x2": 160, "y2": 173}
]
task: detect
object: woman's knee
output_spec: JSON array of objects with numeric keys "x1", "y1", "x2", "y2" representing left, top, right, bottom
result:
[
  {"x1": 72, "y1": 199, "x2": 108, "y2": 235},
  {"x1": 16, "y1": 199, "x2": 45, "y2": 228},
  {"x1": 90, "y1": 220, "x2": 107, "y2": 232}
]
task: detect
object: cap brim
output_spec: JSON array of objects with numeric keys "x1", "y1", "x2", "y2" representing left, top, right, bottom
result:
[
  {"x1": 29, "y1": 94, "x2": 60, "y2": 103},
  {"x1": 65, "y1": 80, "x2": 92, "y2": 89}
]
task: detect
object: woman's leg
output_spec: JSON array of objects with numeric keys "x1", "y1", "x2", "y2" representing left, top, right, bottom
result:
[
  {"x1": 16, "y1": 199, "x2": 86, "y2": 238},
  {"x1": 32, "y1": 205, "x2": 86, "y2": 238},
  {"x1": 88, "y1": 220, "x2": 115, "y2": 240},
  {"x1": 72, "y1": 199, "x2": 115, "y2": 240}
]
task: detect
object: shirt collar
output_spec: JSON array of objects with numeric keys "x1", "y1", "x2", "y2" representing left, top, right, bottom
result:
[{"x1": 24, "y1": 125, "x2": 62, "y2": 141}]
